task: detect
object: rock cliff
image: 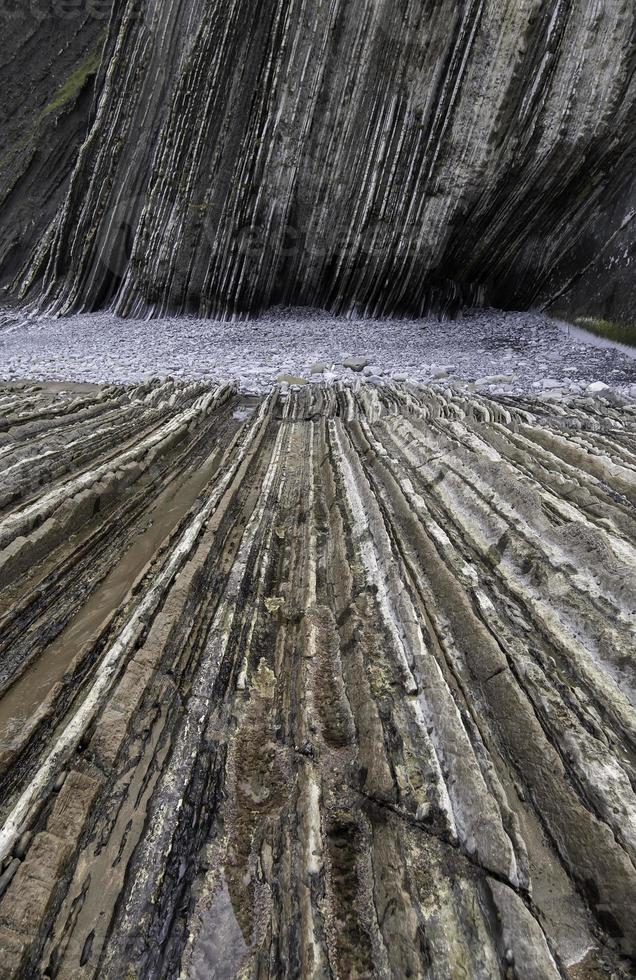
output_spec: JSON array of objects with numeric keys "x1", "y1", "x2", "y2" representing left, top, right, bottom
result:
[
  {"x1": 0, "y1": 2, "x2": 108, "y2": 288},
  {"x1": 2, "y1": 0, "x2": 635, "y2": 322}
]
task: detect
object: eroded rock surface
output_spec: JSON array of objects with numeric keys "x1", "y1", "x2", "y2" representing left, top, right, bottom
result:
[
  {"x1": 1, "y1": 0, "x2": 632, "y2": 323},
  {"x1": 0, "y1": 2, "x2": 111, "y2": 289},
  {"x1": 0, "y1": 380, "x2": 634, "y2": 977}
]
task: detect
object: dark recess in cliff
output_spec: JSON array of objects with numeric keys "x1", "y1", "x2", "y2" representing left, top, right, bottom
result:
[{"x1": 1, "y1": 0, "x2": 634, "y2": 324}]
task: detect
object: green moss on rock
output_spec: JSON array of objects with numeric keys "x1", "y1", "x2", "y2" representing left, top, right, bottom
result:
[
  {"x1": 573, "y1": 317, "x2": 636, "y2": 348},
  {"x1": 41, "y1": 47, "x2": 103, "y2": 119}
]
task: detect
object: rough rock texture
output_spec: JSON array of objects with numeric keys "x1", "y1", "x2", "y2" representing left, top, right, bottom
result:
[
  {"x1": 0, "y1": 2, "x2": 111, "y2": 289},
  {"x1": 4, "y1": 0, "x2": 634, "y2": 322},
  {"x1": 0, "y1": 379, "x2": 635, "y2": 977},
  {"x1": 2, "y1": 306, "x2": 636, "y2": 394},
  {"x1": 545, "y1": 172, "x2": 635, "y2": 330}
]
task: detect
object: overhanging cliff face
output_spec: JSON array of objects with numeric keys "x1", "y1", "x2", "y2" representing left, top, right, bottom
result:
[{"x1": 8, "y1": 0, "x2": 636, "y2": 320}]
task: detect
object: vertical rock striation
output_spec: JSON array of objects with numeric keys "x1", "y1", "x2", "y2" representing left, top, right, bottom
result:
[
  {"x1": 0, "y1": 2, "x2": 111, "y2": 289},
  {"x1": 7, "y1": 0, "x2": 634, "y2": 321},
  {"x1": 0, "y1": 381, "x2": 635, "y2": 976}
]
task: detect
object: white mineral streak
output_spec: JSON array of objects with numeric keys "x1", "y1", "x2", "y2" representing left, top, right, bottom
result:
[
  {"x1": 0, "y1": 381, "x2": 635, "y2": 976},
  {"x1": 0, "y1": 397, "x2": 270, "y2": 863},
  {"x1": 11, "y1": 0, "x2": 633, "y2": 320}
]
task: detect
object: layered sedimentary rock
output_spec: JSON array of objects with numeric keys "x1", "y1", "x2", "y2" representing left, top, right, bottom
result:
[
  {"x1": 4, "y1": 0, "x2": 633, "y2": 322},
  {"x1": 0, "y1": 380, "x2": 635, "y2": 977},
  {"x1": 0, "y1": 1, "x2": 111, "y2": 289}
]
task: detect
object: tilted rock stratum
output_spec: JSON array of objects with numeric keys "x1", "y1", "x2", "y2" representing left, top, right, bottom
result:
[
  {"x1": 2, "y1": 0, "x2": 634, "y2": 322},
  {"x1": 0, "y1": 380, "x2": 635, "y2": 977}
]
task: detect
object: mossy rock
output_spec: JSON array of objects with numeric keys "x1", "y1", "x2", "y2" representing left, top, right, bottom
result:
[{"x1": 572, "y1": 316, "x2": 636, "y2": 348}]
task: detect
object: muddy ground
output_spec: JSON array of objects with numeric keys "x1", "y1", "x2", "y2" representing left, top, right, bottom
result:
[{"x1": 0, "y1": 379, "x2": 634, "y2": 978}]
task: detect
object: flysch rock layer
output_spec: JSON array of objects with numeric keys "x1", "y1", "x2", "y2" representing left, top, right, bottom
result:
[
  {"x1": 5, "y1": 0, "x2": 634, "y2": 324},
  {"x1": 0, "y1": 379, "x2": 635, "y2": 978},
  {"x1": 0, "y1": 1, "x2": 108, "y2": 290}
]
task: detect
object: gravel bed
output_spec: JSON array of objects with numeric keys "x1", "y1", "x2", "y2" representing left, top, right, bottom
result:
[{"x1": 1, "y1": 306, "x2": 635, "y2": 400}]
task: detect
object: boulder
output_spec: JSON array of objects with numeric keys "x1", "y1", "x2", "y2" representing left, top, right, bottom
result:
[{"x1": 343, "y1": 358, "x2": 369, "y2": 373}]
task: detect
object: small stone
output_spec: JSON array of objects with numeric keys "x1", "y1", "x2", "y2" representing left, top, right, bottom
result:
[
  {"x1": 541, "y1": 378, "x2": 562, "y2": 390},
  {"x1": 13, "y1": 833, "x2": 32, "y2": 861},
  {"x1": 476, "y1": 375, "x2": 513, "y2": 386},
  {"x1": 309, "y1": 363, "x2": 327, "y2": 374},
  {"x1": 342, "y1": 358, "x2": 369, "y2": 372},
  {"x1": 587, "y1": 381, "x2": 610, "y2": 393},
  {"x1": 264, "y1": 597, "x2": 285, "y2": 614},
  {"x1": 0, "y1": 859, "x2": 20, "y2": 901},
  {"x1": 603, "y1": 388, "x2": 627, "y2": 406},
  {"x1": 53, "y1": 771, "x2": 67, "y2": 792}
]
